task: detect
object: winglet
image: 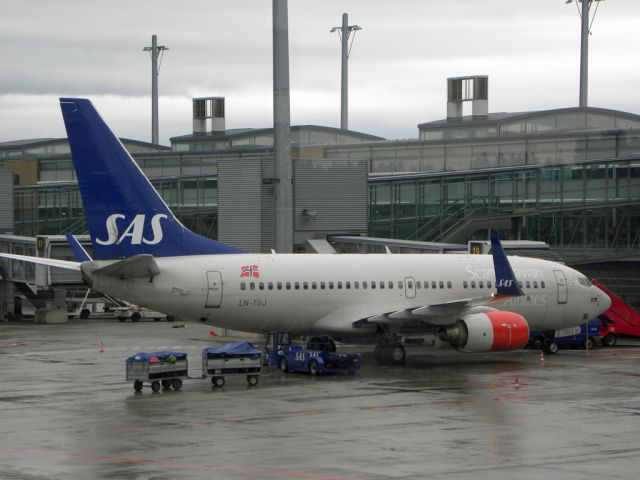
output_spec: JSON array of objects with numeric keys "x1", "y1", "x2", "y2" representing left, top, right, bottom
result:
[
  {"x1": 65, "y1": 233, "x2": 92, "y2": 262},
  {"x1": 490, "y1": 236, "x2": 523, "y2": 297}
]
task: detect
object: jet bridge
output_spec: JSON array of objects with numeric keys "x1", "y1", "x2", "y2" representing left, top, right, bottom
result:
[{"x1": 0, "y1": 234, "x2": 90, "y2": 323}]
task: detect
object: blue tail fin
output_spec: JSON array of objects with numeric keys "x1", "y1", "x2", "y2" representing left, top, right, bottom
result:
[
  {"x1": 59, "y1": 98, "x2": 244, "y2": 259},
  {"x1": 490, "y1": 236, "x2": 523, "y2": 297},
  {"x1": 65, "y1": 233, "x2": 92, "y2": 262}
]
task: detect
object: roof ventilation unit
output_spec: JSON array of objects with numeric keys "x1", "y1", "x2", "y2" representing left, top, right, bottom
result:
[
  {"x1": 447, "y1": 75, "x2": 488, "y2": 120},
  {"x1": 193, "y1": 97, "x2": 225, "y2": 134}
]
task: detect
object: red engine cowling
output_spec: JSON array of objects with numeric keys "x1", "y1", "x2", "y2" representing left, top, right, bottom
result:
[{"x1": 439, "y1": 311, "x2": 530, "y2": 353}]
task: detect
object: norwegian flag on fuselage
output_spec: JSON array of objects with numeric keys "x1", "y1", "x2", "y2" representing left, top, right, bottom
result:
[{"x1": 241, "y1": 265, "x2": 260, "y2": 278}]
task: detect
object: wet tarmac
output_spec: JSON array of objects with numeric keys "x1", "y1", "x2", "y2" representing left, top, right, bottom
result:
[{"x1": 1, "y1": 318, "x2": 639, "y2": 480}]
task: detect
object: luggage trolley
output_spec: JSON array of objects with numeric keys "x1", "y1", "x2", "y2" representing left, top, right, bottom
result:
[
  {"x1": 126, "y1": 351, "x2": 189, "y2": 392},
  {"x1": 202, "y1": 341, "x2": 262, "y2": 387}
]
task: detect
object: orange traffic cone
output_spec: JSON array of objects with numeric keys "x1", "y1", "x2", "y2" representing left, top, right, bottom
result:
[
  {"x1": 99, "y1": 342, "x2": 104, "y2": 353},
  {"x1": 209, "y1": 329, "x2": 216, "y2": 337},
  {"x1": 539, "y1": 351, "x2": 544, "y2": 362}
]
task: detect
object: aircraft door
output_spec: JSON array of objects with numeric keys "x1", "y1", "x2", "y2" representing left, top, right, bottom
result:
[
  {"x1": 205, "y1": 271, "x2": 223, "y2": 308},
  {"x1": 404, "y1": 277, "x2": 416, "y2": 299},
  {"x1": 553, "y1": 270, "x2": 568, "y2": 304}
]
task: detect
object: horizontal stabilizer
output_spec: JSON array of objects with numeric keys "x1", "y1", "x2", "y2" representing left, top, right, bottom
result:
[
  {"x1": 93, "y1": 254, "x2": 160, "y2": 279},
  {"x1": 0, "y1": 253, "x2": 81, "y2": 271}
]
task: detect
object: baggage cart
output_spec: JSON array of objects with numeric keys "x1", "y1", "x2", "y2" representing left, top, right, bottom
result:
[
  {"x1": 202, "y1": 341, "x2": 262, "y2": 387},
  {"x1": 126, "y1": 351, "x2": 188, "y2": 392}
]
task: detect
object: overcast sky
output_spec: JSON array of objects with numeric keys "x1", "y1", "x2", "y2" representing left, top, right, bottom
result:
[{"x1": 1, "y1": 0, "x2": 639, "y2": 145}]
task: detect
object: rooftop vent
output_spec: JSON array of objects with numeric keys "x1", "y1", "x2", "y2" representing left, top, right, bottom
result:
[
  {"x1": 193, "y1": 97, "x2": 225, "y2": 134},
  {"x1": 447, "y1": 75, "x2": 488, "y2": 120}
]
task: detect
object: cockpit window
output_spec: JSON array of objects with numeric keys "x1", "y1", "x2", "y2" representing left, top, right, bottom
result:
[{"x1": 577, "y1": 277, "x2": 590, "y2": 287}]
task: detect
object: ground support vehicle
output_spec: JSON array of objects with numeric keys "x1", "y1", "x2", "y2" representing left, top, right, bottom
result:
[
  {"x1": 114, "y1": 305, "x2": 168, "y2": 322},
  {"x1": 528, "y1": 319, "x2": 600, "y2": 353},
  {"x1": 592, "y1": 280, "x2": 640, "y2": 346},
  {"x1": 264, "y1": 331, "x2": 361, "y2": 375},
  {"x1": 202, "y1": 342, "x2": 262, "y2": 387},
  {"x1": 125, "y1": 351, "x2": 188, "y2": 392}
]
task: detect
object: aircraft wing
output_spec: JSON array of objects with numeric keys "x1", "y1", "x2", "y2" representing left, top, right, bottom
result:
[
  {"x1": 92, "y1": 254, "x2": 160, "y2": 279},
  {"x1": 0, "y1": 253, "x2": 81, "y2": 271}
]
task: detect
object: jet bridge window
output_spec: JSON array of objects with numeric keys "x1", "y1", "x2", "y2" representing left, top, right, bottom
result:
[{"x1": 240, "y1": 282, "x2": 246, "y2": 291}]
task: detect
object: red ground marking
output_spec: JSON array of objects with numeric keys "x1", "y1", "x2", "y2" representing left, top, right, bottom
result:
[{"x1": 0, "y1": 447, "x2": 361, "y2": 480}]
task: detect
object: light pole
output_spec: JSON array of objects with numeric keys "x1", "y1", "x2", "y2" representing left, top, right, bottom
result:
[
  {"x1": 331, "y1": 13, "x2": 361, "y2": 130},
  {"x1": 143, "y1": 35, "x2": 168, "y2": 144}
]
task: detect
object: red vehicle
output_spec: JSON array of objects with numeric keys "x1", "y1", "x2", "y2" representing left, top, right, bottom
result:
[{"x1": 592, "y1": 280, "x2": 640, "y2": 347}]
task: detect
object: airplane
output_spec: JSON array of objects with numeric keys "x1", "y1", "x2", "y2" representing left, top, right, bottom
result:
[{"x1": 0, "y1": 98, "x2": 612, "y2": 365}]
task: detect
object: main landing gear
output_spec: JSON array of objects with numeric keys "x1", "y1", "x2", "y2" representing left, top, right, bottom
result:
[{"x1": 374, "y1": 341, "x2": 406, "y2": 365}]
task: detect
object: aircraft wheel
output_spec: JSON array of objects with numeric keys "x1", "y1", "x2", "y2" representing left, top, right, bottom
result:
[
  {"x1": 602, "y1": 333, "x2": 616, "y2": 347},
  {"x1": 247, "y1": 375, "x2": 259, "y2": 386},
  {"x1": 532, "y1": 337, "x2": 544, "y2": 350},
  {"x1": 161, "y1": 379, "x2": 172, "y2": 390},
  {"x1": 279, "y1": 356, "x2": 289, "y2": 373},
  {"x1": 133, "y1": 381, "x2": 143, "y2": 392},
  {"x1": 131, "y1": 312, "x2": 141, "y2": 322},
  {"x1": 211, "y1": 377, "x2": 225, "y2": 388},
  {"x1": 546, "y1": 341, "x2": 559, "y2": 354},
  {"x1": 308, "y1": 360, "x2": 319, "y2": 376},
  {"x1": 80, "y1": 308, "x2": 90, "y2": 320},
  {"x1": 390, "y1": 344, "x2": 406, "y2": 365},
  {"x1": 172, "y1": 378, "x2": 183, "y2": 390},
  {"x1": 151, "y1": 381, "x2": 161, "y2": 393}
]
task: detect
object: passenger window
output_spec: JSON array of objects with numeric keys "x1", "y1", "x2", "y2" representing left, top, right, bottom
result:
[
  {"x1": 303, "y1": 282, "x2": 308, "y2": 290},
  {"x1": 398, "y1": 281, "x2": 403, "y2": 289},
  {"x1": 470, "y1": 281, "x2": 476, "y2": 289},
  {"x1": 380, "y1": 281, "x2": 385, "y2": 289},
  {"x1": 240, "y1": 283, "x2": 246, "y2": 291},
  {"x1": 363, "y1": 281, "x2": 367, "y2": 289},
  {"x1": 424, "y1": 281, "x2": 429, "y2": 289},
  {"x1": 294, "y1": 282, "x2": 299, "y2": 290},
  {"x1": 259, "y1": 282, "x2": 264, "y2": 290},
  {"x1": 250, "y1": 282, "x2": 256, "y2": 291},
  {"x1": 431, "y1": 281, "x2": 436, "y2": 289},
  {"x1": 447, "y1": 281, "x2": 452, "y2": 289},
  {"x1": 286, "y1": 282, "x2": 291, "y2": 290},
  {"x1": 541, "y1": 281, "x2": 546, "y2": 288},
  {"x1": 268, "y1": 282, "x2": 273, "y2": 290},
  {"x1": 320, "y1": 281, "x2": 325, "y2": 289},
  {"x1": 487, "y1": 280, "x2": 492, "y2": 289},
  {"x1": 329, "y1": 282, "x2": 334, "y2": 289},
  {"x1": 407, "y1": 281, "x2": 413, "y2": 289},
  {"x1": 533, "y1": 281, "x2": 538, "y2": 288},
  {"x1": 312, "y1": 282, "x2": 317, "y2": 290},
  {"x1": 371, "y1": 281, "x2": 376, "y2": 289},
  {"x1": 346, "y1": 281, "x2": 351, "y2": 289},
  {"x1": 463, "y1": 281, "x2": 468, "y2": 289},
  {"x1": 439, "y1": 281, "x2": 444, "y2": 289},
  {"x1": 526, "y1": 281, "x2": 531, "y2": 289},
  {"x1": 277, "y1": 282, "x2": 282, "y2": 290},
  {"x1": 337, "y1": 281, "x2": 342, "y2": 289},
  {"x1": 518, "y1": 281, "x2": 523, "y2": 288},
  {"x1": 389, "y1": 281, "x2": 394, "y2": 289},
  {"x1": 478, "y1": 280, "x2": 484, "y2": 288},
  {"x1": 354, "y1": 281, "x2": 359, "y2": 289}
]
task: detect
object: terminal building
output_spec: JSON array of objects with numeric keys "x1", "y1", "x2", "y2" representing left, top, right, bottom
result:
[{"x1": 2, "y1": 76, "x2": 640, "y2": 318}]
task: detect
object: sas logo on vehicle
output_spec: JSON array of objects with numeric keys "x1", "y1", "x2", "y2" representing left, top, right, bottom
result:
[{"x1": 96, "y1": 213, "x2": 168, "y2": 246}]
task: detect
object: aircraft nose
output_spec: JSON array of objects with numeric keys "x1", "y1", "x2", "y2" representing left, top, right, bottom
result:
[{"x1": 597, "y1": 288, "x2": 611, "y2": 314}]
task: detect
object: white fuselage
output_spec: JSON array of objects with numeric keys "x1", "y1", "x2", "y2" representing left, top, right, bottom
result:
[{"x1": 85, "y1": 253, "x2": 610, "y2": 335}]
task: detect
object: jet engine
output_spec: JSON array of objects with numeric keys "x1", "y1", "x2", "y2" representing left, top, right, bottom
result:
[{"x1": 438, "y1": 311, "x2": 529, "y2": 353}]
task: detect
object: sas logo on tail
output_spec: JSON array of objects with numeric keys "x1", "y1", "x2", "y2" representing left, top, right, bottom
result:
[{"x1": 96, "y1": 213, "x2": 168, "y2": 246}]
